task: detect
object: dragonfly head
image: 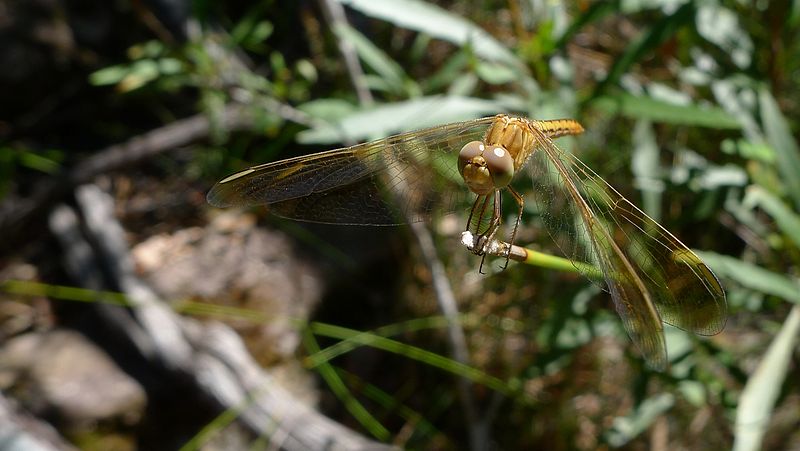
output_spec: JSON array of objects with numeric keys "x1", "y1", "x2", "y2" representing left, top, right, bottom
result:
[{"x1": 458, "y1": 140, "x2": 515, "y2": 195}]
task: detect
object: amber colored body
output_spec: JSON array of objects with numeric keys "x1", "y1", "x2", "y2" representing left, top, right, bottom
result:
[{"x1": 485, "y1": 115, "x2": 584, "y2": 168}]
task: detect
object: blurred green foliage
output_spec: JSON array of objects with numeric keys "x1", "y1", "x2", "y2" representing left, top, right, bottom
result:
[{"x1": 4, "y1": 0, "x2": 800, "y2": 449}]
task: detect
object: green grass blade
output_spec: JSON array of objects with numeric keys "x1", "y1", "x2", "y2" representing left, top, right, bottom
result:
[
  {"x1": 734, "y1": 305, "x2": 800, "y2": 451},
  {"x1": 334, "y1": 23, "x2": 408, "y2": 94},
  {"x1": 1, "y1": 280, "x2": 299, "y2": 326},
  {"x1": 2, "y1": 279, "x2": 130, "y2": 306},
  {"x1": 592, "y1": 2, "x2": 696, "y2": 97},
  {"x1": 335, "y1": 0, "x2": 521, "y2": 67},
  {"x1": 590, "y1": 93, "x2": 740, "y2": 129},
  {"x1": 695, "y1": 251, "x2": 800, "y2": 304},
  {"x1": 306, "y1": 322, "x2": 520, "y2": 397},
  {"x1": 302, "y1": 328, "x2": 391, "y2": 441},
  {"x1": 759, "y1": 87, "x2": 800, "y2": 210},
  {"x1": 555, "y1": 0, "x2": 620, "y2": 50},
  {"x1": 307, "y1": 316, "x2": 466, "y2": 365},
  {"x1": 604, "y1": 393, "x2": 675, "y2": 446},
  {"x1": 179, "y1": 397, "x2": 257, "y2": 451},
  {"x1": 296, "y1": 96, "x2": 502, "y2": 144},
  {"x1": 632, "y1": 119, "x2": 663, "y2": 222},
  {"x1": 337, "y1": 369, "x2": 440, "y2": 443},
  {"x1": 744, "y1": 186, "x2": 800, "y2": 249}
]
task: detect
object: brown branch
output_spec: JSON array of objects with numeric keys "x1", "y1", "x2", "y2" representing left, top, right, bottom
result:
[
  {"x1": 48, "y1": 184, "x2": 396, "y2": 450},
  {"x1": 318, "y1": 0, "x2": 374, "y2": 106},
  {"x1": 0, "y1": 104, "x2": 252, "y2": 255},
  {"x1": 0, "y1": 394, "x2": 78, "y2": 451}
]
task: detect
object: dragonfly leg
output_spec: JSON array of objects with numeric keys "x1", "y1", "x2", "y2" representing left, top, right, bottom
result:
[
  {"x1": 476, "y1": 191, "x2": 503, "y2": 265},
  {"x1": 500, "y1": 187, "x2": 524, "y2": 270},
  {"x1": 478, "y1": 252, "x2": 488, "y2": 274},
  {"x1": 467, "y1": 194, "x2": 491, "y2": 248},
  {"x1": 483, "y1": 190, "x2": 503, "y2": 245},
  {"x1": 465, "y1": 198, "x2": 476, "y2": 231},
  {"x1": 466, "y1": 194, "x2": 485, "y2": 232},
  {"x1": 466, "y1": 192, "x2": 506, "y2": 275},
  {"x1": 475, "y1": 195, "x2": 492, "y2": 235}
]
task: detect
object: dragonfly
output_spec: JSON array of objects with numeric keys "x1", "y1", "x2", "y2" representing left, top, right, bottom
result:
[{"x1": 207, "y1": 113, "x2": 727, "y2": 370}]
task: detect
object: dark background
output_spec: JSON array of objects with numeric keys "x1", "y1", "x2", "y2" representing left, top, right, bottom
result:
[{"x1": 1, "y1": 1, "x2": 798, "y2": 450}]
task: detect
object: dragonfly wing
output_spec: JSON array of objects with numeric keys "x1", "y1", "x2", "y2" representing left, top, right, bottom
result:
[
  {"x1": 524, "y1": 128, "x2": 726, "y2": 369},
  {"x1": 207, "y1": 117, "x2": 494, "y2": 225},
  {"x1": 267, "y1": 178, "x2": 406, "y2": 224}
]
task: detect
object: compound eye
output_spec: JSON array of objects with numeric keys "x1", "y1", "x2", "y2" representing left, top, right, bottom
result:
[
  {"x1": 458, "y1": 141, "x2": 485, "y2": 174},
  {"x1": 484, "y1": 146, "x2": 514, "y2": 187}
]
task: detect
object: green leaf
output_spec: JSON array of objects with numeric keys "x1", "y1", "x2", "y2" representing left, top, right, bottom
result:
[
  {"x1": 591, "y1": 93, "x2": 740, "y2": 129},
  {"x1": 475, "y1": 62, "x2": 518, "y2": 85},
  {"x1": 605, "y1": 393, "x2": 675, "y2": 446},
  {"x1": 734, "y1": 305, "x2": 800, "y2": 451},
  {"x1": 446, "y1": 73, "x2": 478, "y2": 96},
  {"x1": 722, "y1": 139, "x2": 776, "y2": 163},
  {"x1": 296, "y1": 96, "x2": 503, "y2": 144},
  {"x1": 231, "y1": 3, "x2": 274, "y2": 52},
  {"x1": 664, "y1": 326, "x2": 693, "y2": 365},
  {"x1": 632, "y1": 120, "x2": 663, "y2": 222},
  {"x1": 158, "y1": 58, "x2": 183, "y2": 75},
  {"x1": 334, "y1": 23, "x2": 408, "y2": 94},
  {"x1": 743, "y1": 186, "x2": 800, "y2": 250},
  {"x1": 18, "y1": 149, "x2": 62, "y2": 174},
  {"x1": 89, "y1": 64, "x2": 130, "y2": 86},
  {"x1": 335, "y1": 0, "x2": 521, "y2": 67},
  {"x1": 699, "y1": 165, "x2": 748, "y2": 190},
  {"x1": 695, "y1": 251, "x2": 800, "y2": 304},
  {"x1": 128, "y1": 40, "x2": 166, "y2": 59},
  {"x1": 422, "y1": 50, "x2": 470, "y2": 92},
  {"x1": 792, "y1": 0, "x2": 800, "y2": 27},
  {"x1": 759, "y1": 87, "x2": 800, "y2": 211},
  {"x1": 297, "y1": 98, "x2": 357, "y2": 120},
  {"x1": 555, "y1": 0, "x2": 620, "y2": 49},
  {"x1": 678, "y1": 380, "x2": 708, "y2": 407},
  {"x1": 593, "y1": 2, "x2": 696, "y2": 97},
  {"x1": 695, "y1": 4, "x2": 753, "y2": 68}
]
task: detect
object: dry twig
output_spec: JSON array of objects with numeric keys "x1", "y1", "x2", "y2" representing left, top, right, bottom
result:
[{"x1": 48, "y1": 184, "x2": 395, "y2": 450}]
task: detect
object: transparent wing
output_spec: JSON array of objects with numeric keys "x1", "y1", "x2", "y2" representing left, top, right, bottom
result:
[
  {"x1": 207, "y1": 117, "x2": 495, "y2": 224},
  {"x1": 524, "y1": 128, "x2": 727, "y2": 370}
]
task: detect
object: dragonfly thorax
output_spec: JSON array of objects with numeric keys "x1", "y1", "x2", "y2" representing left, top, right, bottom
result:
[
  {"x1": 484, "y1": 115, "x2": 537, "y2": 169},
  {"x1": 458, "y1": 140, "x2": 515, "y2": 195}
]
